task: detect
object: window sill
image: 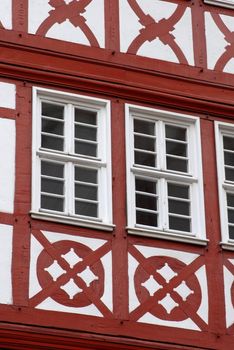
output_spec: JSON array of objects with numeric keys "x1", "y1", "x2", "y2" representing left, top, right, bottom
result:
[
  {"x1": 127, "y1": 227, "x2": 209, "y2": 246},
  {"x1": 220, "y1": 242, "x2": 234, "y2": 251},
  {"x1": 30, "y1": 211, "x2": 115, "y2": 232}
]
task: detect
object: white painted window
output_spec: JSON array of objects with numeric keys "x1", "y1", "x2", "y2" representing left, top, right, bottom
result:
[
  {"x1": 215, "y1": 122, "x2": 234, "y2": 247},
  {"x1": 31, "y1": 87, "x2": 113, "y2": 231},
  {"x1": 126, "y1": 104, "x2": 206, "y2": 245},
  {"x1": 204, "y1": 0, "x2": 234, "y2": 9}
]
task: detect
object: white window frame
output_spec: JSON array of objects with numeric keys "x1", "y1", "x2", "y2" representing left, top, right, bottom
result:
[
  {"x1": 204, "y1": 0, "x2": 234, "y2": 9},
  {"x1": 215, "y1": 121, "x2": 234, "y2": 249},
  {"x1": 125, "y1": 104, "x2": 207, "y2": 245},
  {"x1": 31, "y1": 87, "x2": 114, "y2": 231}
]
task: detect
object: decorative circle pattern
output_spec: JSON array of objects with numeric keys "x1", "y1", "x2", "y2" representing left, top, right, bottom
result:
[
  {"x1": 134, "y1": 256, "x2": 201, "y2": 321},
  {"x1": 37, "y1": 240, "x2": 104, "y2": 307}
]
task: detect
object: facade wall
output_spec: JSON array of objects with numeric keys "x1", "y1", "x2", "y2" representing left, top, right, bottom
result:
[{"x1": 0, "y1": 1, "x2": 234, "y2": 349}]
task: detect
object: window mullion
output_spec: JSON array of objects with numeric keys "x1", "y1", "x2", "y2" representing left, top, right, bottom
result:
[
  {"x1": 187, "y1": 124, "x2": 192, "y2": 175},
  {"x1": 161, "y1": 178, "x2": 167, "y2": 231},
  {"x1": 68, "y1": 162, "x2": 74, "y2": 215},
  {"x1": 158, "y1": 120, "x2": 165, "y2": 171},
  {"x1": 38, "y1": 97, "x2": 42, "y2": 149},
  {"x1": 66, "y1": 103, "x2": 74, "y2": 154},
  {"x1": 157, "y1": 121, "x2": 167, "y2": 230}
]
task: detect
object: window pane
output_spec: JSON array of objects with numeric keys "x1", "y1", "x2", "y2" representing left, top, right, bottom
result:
[
  {"x1": 75, "y1": 140, "x2": 96, "y2": 157},
  {"x1": 135, "y1": 135, "x2": 155, "y2": 151},
  {"x1": 228, "y1": 209, "x2": 234, "y2": 224},
  {"x1": 42, "y1": 102, "x2": 64, "y2": 119},
  {"x1": 75, "y1": 108, "x2": 97, "y2": 125},
  {"x1": 136, "y1": 211, "x2": 157, "y2": 227},
  {"x1": 166, "y1": 125, "x2": 186, "y2": 141},
  {"x1": 75, "y1": 201, "x2": 97, "y2": 217},
  {"x1": 42, "y1": 119, "x2": 64, "y2": 135},
  {"x1": 227, "y1": 193, "x2": 234, "y2": 207},
  {"x1": 75, "y1": 124, "x2": 97, "y2": 141},
  {"x1": 135, "y1": 151, "x2": 156, "y2": 167},
  {"x1": 75, "y1": 167, "x2": 97, "y2": 183},
  {"x1": 135, "y1": 178, "x2": 157, "y2": 227},
  {"x1": 169, "y1": 216, "x2": 191, "y2": 232},
  {"x1": 225, "y1": 167, "x2": 234, "y2": 182},
  {"x1": 166, "y1": 141, "x2": 187, "y2": 157},
  {"x1": 41, "y1": 195, "x2": 64, "y2": 212},
  {"x1": 41, "y1": 161, "x2": 64, "y2": 178},
  {"x1": 224, "y1": 136, "x2": 234, "y2": 151},
  {"x1": 166, "y1": 156, "x2": 187, "y2": 172},
  {"x1": 136, "y1": 178, "x2": 156, "y2": 194},
  {"x1": 41, "y1": 135, "x2": 64, "y2": 151},
  {"x1": 134, "y1": 119, "x2": 155, "y2": 135},
  {"x1": 136, "y1": 193, "x2": 157, "y2": 210},
  {"x1": 229, "y1": 225, "x2": 234, "y2": 240},
  {"x1": 75, "y1": 184, "x2": 97, "y2": 200},
  {"x1": 41, "y1": 178, "x2": 64, "y2": 195},
  {"x1": 224, "y1": 152, "x2": 234, "y2": 167},
  {"x1": 168, "y1": 199, "x2": 190, "y2": 216},
  {"x1": 168, "y1": 183, "x2": 189, "y2": 199}
]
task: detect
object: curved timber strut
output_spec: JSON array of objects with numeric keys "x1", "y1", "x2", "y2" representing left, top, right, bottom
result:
[
  {"x1": 126, "y1": 0, "x2": 188, "y2": 64},
  {"x1": 36, "y1": 0, "x2": 99, "y2": 47}
]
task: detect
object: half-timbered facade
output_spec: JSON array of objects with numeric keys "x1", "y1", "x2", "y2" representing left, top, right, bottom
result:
[{"x1": 0, "y1": 1, "x2": 234, "y2": 349}]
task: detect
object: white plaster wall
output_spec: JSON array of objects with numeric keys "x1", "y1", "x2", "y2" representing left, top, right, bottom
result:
[
  {"x1": 119, "y1": 0, "x2": 142, "y2": 53},
  {"x1": 173, "y1": 8, "x2": 194, "y2": 66},
  {"x1": 138, "y1": 39, "x2": 178, "y2": 63},
  {"x1": 47, "y1": 21, "x2": 90, "y2": 46},
  {"x1": 0, "y1": 224, "x2": 13, "y2": 304},
  {"x1": 28, "y1": 0, "x2": 51, "y2": 34},
  {"x1": 37, "y1": 297, "x2": 103, "y2": 316},
  {"x1": 84, "y1": 0, "x2": 105, "y2": 48},
  {"x1": 0, "y1": 118, "x2": 15, "y2": 213},
  {"x1": 100, "y1": 252, "x2": 113, "y2": 312},
  {"x1": 224, "y1": 58, "x2": 234, "y2": 73},
  {"x1": 205, "y1": 13, "x2": 226, "y2": 70},
  {"x1": 224, "y1": 262, "x2": 234, "y2": 328},
  {"x1": 0, "y1": 83, "x2": 16, "y2": 109},
  {"x1": 0, "y1": 1, "x2": 12, "y2": 30}
]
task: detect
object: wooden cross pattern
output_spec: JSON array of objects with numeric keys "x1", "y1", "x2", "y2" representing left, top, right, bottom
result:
[
  {"x1": 128, "y1": 244, "x2": 208, "y2": 331},
  {"x1": 29, "y1": 230, "x2": 113, "y2": 318}
]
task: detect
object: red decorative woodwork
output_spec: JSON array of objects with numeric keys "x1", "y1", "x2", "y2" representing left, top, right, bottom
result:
[{"x1": 0, "y1": 1, "x2": 233, "y2": 349}]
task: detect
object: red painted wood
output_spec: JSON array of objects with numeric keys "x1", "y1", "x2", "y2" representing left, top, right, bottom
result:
[
  {"x1": 12, "y1": 0, "x2": 28, "y2": 32},
  {"x1": 12, "y1": 82, "x2": 32, "y2": 307},
  {"x1": 0, "y1": 323, "x2": 214, "y2": 350},
  {"x1": 199, "y1": 118, "x2": 226, "y2": 337},
  {"x1": 0, "y1": 43, "x2": 233, "y2": 119},
  {"x1": 105, "y1": 0, "x2": 120, "y2": 52},
  {"x1": 191, "y1": 0, "x2": 207, "y2": 69},
  {"x1": 0, "y1": 107, "x2": 17, "y2": 120},
  {"x1": 111, "y1": 99, "x2": 129, "y2": 320}
]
